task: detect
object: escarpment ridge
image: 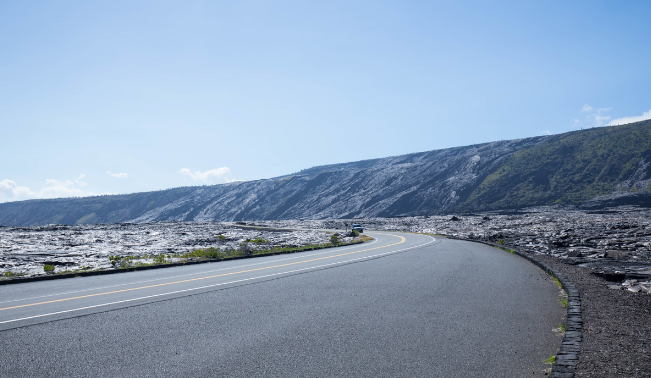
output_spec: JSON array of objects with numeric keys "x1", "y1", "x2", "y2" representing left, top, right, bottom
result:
[{"x1": 2, "y1": 120, "x2": 651, "y2": 226}]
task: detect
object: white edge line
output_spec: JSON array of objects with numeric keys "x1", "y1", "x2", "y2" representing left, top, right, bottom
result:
[
  {"x1": 0, "y1": 238, "x2": 380, "y2": 305},
  {"x1": 0, "y1": 235, "x2": 435, "y2": 326}
]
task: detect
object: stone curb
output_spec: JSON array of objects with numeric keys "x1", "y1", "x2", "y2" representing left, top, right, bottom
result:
[
  {"x1": 0, "y1": 239, "x2": 367, "y2": 286},
  {"x1": 448, "y1": 237, "x2": 582, "y2": 378}
]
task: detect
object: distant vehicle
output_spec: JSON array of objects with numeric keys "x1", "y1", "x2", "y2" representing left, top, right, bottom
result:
[{"x1": 351, "y1": 223, "x2": 363, "y2": 233}]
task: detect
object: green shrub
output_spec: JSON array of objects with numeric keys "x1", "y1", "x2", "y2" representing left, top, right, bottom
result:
[
  {"x1": 153, "y1": 254, "x2": 167, "y2": 264},
  {"x1": 330, "y1": 234, "x2": 341, "y2": 245},
  {"x1": 108, "y1": 256, "x2": 134, "y2": 269},
  {"x1": 251, "y1": 237, "x2": 268, "y2": 245},
  {"x1": 182, "y1": 247, "x2": 226, "y2": 259},
  {"x1": 43, "y1": 264, "x2": 55, "y2": 274},
  {"x1": 545, "y1": 355, "x2": 555, "y2": 365}
]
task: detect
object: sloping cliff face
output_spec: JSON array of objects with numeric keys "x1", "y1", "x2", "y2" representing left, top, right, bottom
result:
[
  {"x1": 2, "y1": 120, "x2": 651, "y2": 226},
  {"x1": 129, "y1": 135, "x2": 549, "y2": 223}
]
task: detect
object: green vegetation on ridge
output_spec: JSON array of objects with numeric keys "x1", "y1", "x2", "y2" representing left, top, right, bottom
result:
[{"x1": 462, "y1": 121, "x2": 651, "y2": 210}]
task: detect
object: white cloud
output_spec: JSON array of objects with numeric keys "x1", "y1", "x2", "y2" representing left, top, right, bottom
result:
[
  {"x1": 572, "y1": 105, "x2": 611, "y2": 129},
  {"x1": 75, "y1": 174, "x2": 88, "y2": 187},
  {"x1": 40, "y1": 179, "x2": 87, "y2": 198},
  {"x1": 0, "y1": 180, "x2": 32, "y2": 201},
  {"x1": 576, "y1": 106, "x2": 651, "y2": 128},
  {"x1": 106, "y1": 171, "x2": 128, "y2": 179},
  {"x1": 179, "y1": 167, "x2": 232, "y2": 183},
  {"x1": 594, "y1": 114, "x2": 611, "y2": 126},
  {"x1": 607, "y1": 110, "x2": 651, "y2": 126},
  {"x1": 0, "y1": 178, "x2": 92, "y2": 202}
]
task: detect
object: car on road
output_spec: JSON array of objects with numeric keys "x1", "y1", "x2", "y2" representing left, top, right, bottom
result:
[{"x1": 351, "y1": 223, "x2": 363, "y2": 233}]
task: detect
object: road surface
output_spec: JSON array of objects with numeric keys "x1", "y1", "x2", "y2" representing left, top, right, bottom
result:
[{"x1": 0, "y1": 231, "x2": 564, "y2": 377}]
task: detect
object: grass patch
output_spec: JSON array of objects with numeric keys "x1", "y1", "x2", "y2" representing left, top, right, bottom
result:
[
  {"x1": 553, "y1": 276, "x2": 563, "y2": 289},
  {"x1": 109, "y1": 255, "x2": 139, "y2": 269},
  {"x1": 560, "y1": 296, "x2": 568, "y2": 308},
  {"x1": 1, "y1": 271, "x2": 26, "y2": 280},
  {"x1": 358, "y1": 235, "x2": 374, "y2": 242},
  {"x1": 250, "y1": 237, "x2": 268, "y2": 245},
  {"x1": 492, "y1": 242, "x2": 517, "y2": 255},
  {"x1": 553, "y1": 322, "x2": 566, "y2": 336},
  {"x1": 182, "y1": 247, "x2": 229, "y2": 260},
  {"x1": 544, "y1": 355, "x2": 556, "y2": 366}
]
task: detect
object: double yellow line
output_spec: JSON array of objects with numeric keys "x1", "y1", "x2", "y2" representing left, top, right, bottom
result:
[{"x1": 1, "y1": 233, "x2": 405, "y2": 312}]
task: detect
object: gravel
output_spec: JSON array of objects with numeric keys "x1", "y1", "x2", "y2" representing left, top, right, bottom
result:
[{"x1": 535, "y1": 254, "x2": 651, "y2": 377}]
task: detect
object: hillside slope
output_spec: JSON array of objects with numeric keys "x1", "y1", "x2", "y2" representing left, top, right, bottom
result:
[
  {"x1": 2, "y1": 121, "x2": 651, "y2": 226},
  {"x1": 461, "y1": 121, "x2": 651, "y2": 210}
]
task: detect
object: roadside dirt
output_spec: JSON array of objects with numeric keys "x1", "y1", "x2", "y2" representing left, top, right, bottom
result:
[{"x1": 535, "y1": 254, "x2": 651, "y2": 377}]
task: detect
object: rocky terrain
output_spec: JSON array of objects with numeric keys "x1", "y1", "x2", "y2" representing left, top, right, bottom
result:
[
  {"x1": 3, "y1": 206, "x2": 650, "y2": 291},
  {"x1": 262, "y1": 206, "x2": 651, "y2": 293},
  {"x1": 1, "y1": 207, "x2": 650, "y2": 375},
  {"x1": 2, "y1": 120, "x2": 651, "y2": 227},
  {"x1": 0, "y1": 222, "x2": 342, "y2": 278}
]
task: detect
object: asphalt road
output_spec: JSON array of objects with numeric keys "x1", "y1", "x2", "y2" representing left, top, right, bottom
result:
[{"x1": 0, "y1": 231, "x2": 565, "y2": 377}]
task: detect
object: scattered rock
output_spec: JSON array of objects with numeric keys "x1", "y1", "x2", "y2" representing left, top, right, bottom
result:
[
  {"x1": 567, "y1": 250, "x2": 583, "y2": 257},
  {"x1": 606, "y1": 250, "x2": 629, "y2": 259}
]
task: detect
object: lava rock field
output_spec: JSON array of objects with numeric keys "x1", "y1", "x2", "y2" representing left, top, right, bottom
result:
[
  {"x1": 261, "y1": 206, "x2": 651, "y2": 294},
  {"x1": 0, "y1": 222, "x2": 337, "y2": 277}
]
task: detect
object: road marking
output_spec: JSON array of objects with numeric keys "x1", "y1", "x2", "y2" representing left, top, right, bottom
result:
[
  {"x1": 0, "y1": 234, "x2": 436, "y2": 326},
  {"x1": 0, "y1": 233, "x2": 406, "y2": 312},
  {"x1": 0, "y1": 238, "x2": 379, "y2": 305}
]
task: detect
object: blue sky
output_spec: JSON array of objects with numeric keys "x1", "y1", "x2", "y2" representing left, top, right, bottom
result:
[{"x1": 1, "y1": 1, "x2": 650, "y2": 202}]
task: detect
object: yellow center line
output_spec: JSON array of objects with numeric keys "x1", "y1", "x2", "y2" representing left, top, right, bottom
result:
[{"x1": 0, "y1": 233, "x2": 406, "y2": 312}]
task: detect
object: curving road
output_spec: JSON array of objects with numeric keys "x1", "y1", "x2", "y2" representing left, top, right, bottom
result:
[{"x1": 0, "y1": 231, "x2": 564, "y2": 377}]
